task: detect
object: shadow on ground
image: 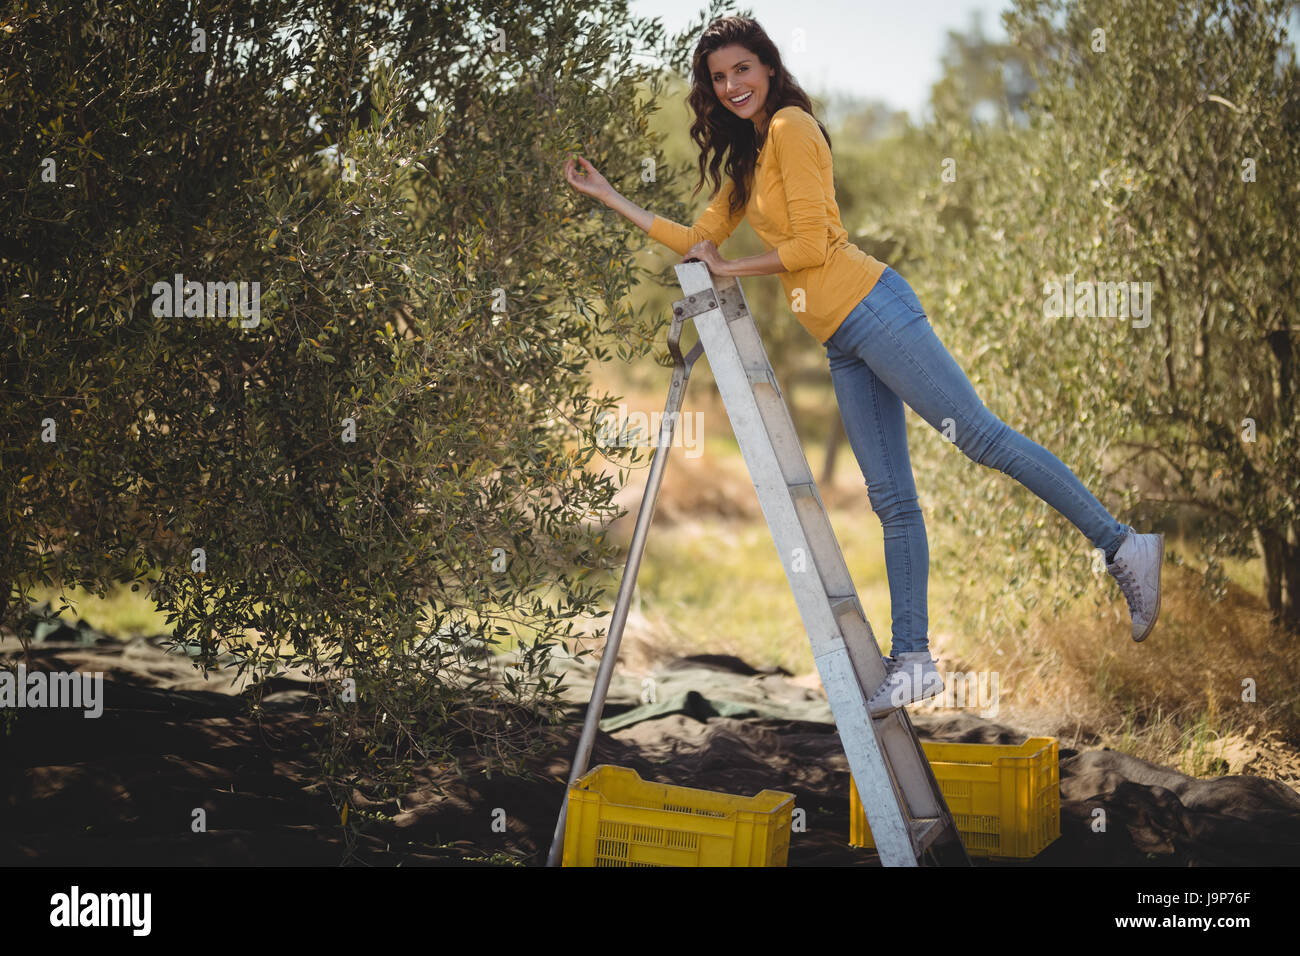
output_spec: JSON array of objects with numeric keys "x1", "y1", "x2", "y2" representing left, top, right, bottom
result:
[{"x1": 3, "y1": 633, "x2": 1299, "y2": 867}]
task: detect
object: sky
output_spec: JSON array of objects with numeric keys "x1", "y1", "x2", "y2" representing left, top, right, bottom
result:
[{"x1": 629, "y1": 0, "x2": 1015, "y2": 122}]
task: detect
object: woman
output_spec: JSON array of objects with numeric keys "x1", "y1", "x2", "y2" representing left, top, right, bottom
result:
[{"x1": 563, "y1": 15, "x2": 1164, "y2": 717}]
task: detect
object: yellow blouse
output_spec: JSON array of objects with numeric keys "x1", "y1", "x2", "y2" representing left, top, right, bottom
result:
[{"x1": 648, "y1": 105, "x2": 886, "y2": 344}]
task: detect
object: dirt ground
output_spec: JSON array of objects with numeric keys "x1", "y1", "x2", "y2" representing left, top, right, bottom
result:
[{"x1": 4, "y1": 624, "x2": 1299, "y2": 867}]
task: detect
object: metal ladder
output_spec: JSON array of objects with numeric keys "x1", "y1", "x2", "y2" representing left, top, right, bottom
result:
[{"x1": 546, "y1": 262, "x2": 970, "y2": 867}]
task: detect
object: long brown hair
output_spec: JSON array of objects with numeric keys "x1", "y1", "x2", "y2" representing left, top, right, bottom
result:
[{"x1": 686, "y1": 16, "x2": 832, "y2": 217}]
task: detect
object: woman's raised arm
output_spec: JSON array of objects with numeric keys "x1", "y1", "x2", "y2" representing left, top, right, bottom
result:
[
  {"x1": 563, "y1": 155, "x2": 653, "y2": 233},
  {"x1": 563, "y1": 155, "x2": 748, "y2": 257}
]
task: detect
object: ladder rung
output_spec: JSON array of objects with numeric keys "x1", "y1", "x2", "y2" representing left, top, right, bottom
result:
[
  {"x1": 909, "y1": 817, "x2": 945, "y2": 854},
  {"x1": 745, "y1": 366, "x2": 778, "y2": 391},
  {"x1": 788, "y1": 480, "x2": 818, "y2": 501},
  {"x1": 828, "y1": 596, "x2": 860, "y2": 622}
]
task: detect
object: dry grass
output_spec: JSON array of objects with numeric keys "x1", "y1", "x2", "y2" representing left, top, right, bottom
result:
[{"x1": 947, "y1": 552, "x2": 1300, "y2": 785}]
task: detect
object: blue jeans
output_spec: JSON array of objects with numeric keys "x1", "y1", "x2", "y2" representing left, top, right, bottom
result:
[{"x1": 823, "y1": 267, "x2": 1130, "y2": 655}]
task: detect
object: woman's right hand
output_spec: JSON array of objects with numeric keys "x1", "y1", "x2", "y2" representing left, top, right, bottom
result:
[{"x1": 564, "y1": 155, "x2": 613, "y2": 204}]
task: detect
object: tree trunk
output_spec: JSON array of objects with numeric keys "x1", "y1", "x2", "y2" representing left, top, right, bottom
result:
[
  {"x1": 1260, "y1": 524, "x2": 1300, "y2": 631},
  {"x1": 1261, "y1": 526, "x2": 1284, "y2": 616},
  {"x1": 1285, "y1": 521, "x2": 1300, "y2": 630},
  {"x1": 821, "y1": 412, "x2": 845, "y2": 486}
]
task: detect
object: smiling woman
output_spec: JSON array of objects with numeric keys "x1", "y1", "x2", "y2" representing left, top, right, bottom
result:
[
  {"x1": 564, "y1": 15, "x2": 887, "y2": 346},
  {"x1": 562, "y1": 13, "x2": 1165, "y2": 721}
]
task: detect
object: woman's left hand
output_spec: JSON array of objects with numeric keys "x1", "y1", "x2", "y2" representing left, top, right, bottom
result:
[{"x1": 683, "y1": 240, "x2": 730, "y2": 275}]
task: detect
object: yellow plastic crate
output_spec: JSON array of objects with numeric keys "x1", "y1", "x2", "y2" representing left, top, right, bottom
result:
[
  {"x1": 850, "y1": 737, "x2": 1060, "y2": 859},
  {"x1": 563, "y1": 765, "x2": 795, "y2": 867}
]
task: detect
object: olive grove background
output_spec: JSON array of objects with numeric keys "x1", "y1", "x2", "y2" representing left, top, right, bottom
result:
[{"x1": 827, "y1": 0, "x2": 1300, "y2": 633}]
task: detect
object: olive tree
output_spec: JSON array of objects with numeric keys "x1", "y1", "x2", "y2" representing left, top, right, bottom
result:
[{"x1": 0, "y1": 0, "x2": 707, "y2": 824}]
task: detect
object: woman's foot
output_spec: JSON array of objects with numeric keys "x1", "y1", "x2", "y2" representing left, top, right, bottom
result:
[
  {"x1": 867, "y1": 652, "x2": 943, "y2": 717},
  {"x1": 1105, "y1": 531, "x2": 1165, "y2": 641}
]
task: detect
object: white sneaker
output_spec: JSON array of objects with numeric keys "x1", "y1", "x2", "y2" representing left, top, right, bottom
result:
[
  {"x1": 1106, "y1": 531, "x2": 1165, "y2": 642},
  {"x1": 867, "y1": 652, "x2": 944, "y2": 717}
]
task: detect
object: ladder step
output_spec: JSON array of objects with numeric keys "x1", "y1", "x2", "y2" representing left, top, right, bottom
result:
[
  {"x1": 909, "y1": 817, "x2": 946, "y2": 854},
  {"x1": 828, "y1": 596, "x2": 860, "y2": 622},
  {"x1": 745, "y1": 366, "x2": 779, "y2": 391},
  {"x1": 789, "y1": 480, "x2": 818, "y2": 501}
]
